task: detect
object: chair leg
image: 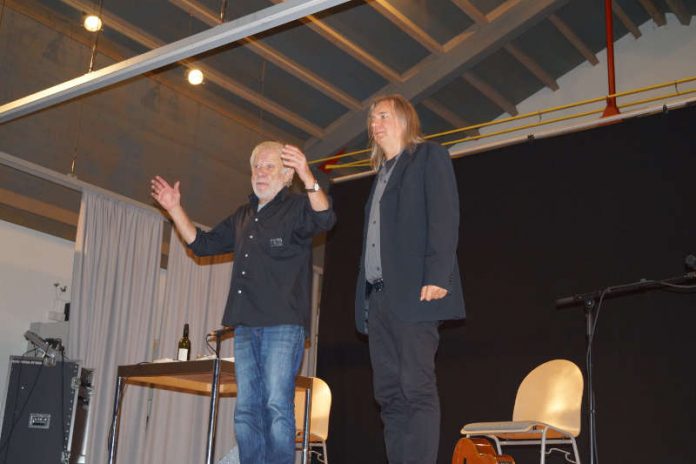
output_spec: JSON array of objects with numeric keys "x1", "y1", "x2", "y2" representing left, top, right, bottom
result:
[
  {"x1": 321, "y1": 440, "x2": 328, "y2": 464},
  {"x1": 488, "y1": 435, "x2": 503, "y2": 455},
  {"x1": 540, "y1": 429, "x2": 548, "y2": 464},
  {"x1": 570, "y1": 437, "x2": 580, "y2": 464}
]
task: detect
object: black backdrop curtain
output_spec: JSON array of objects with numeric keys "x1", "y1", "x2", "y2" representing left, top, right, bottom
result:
[{"x1": 318, "y1": 103, "x2": 696, "y2": 464}]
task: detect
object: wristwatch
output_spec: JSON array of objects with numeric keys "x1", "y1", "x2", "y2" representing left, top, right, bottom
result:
[{"x1": 305, "y1": 180, "x2": 320, "y2": 192}]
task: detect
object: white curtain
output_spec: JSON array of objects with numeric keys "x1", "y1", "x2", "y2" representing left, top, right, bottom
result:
[
  {"x1": 68, "y1": 189, "x2": 163, "y2": 463},
  {"x1": 140, "y1": 228, "x2": 235, "y2": 463}
]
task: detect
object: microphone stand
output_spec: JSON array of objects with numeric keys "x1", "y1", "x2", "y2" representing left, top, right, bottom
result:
[{"x1": 556, "y1": 270, "x2": 696, "y2": 464}]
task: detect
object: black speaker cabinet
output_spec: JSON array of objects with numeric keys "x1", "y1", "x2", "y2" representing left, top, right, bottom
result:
[{"x1": 0, "y1": 356, "x2": 93, "y2": 464}]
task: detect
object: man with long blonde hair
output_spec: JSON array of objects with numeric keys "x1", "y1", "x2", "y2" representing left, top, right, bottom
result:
[{"x1": 355, "y1": 95, "x2": 466, "y2": 464}]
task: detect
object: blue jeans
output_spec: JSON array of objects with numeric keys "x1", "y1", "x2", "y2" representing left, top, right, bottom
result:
[{"x1": 233, "y1": 325, "x2": 305, "y2": 464}]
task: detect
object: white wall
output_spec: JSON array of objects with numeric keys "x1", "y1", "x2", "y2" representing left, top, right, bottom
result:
[
  {"x1": 0, "y1": 219, "x2": 74, "y2": 418},
  {"x1": 452, "y1": 14, "x2": 696, "y2": 152}
]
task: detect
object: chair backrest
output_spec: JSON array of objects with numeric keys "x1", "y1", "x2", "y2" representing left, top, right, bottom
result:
[
  {"x1": 295, "y1": 377, "x2": 332, "y2": 441},
  {"x1": 511, "y1": 359, "x2": 583, "y2": 436}
]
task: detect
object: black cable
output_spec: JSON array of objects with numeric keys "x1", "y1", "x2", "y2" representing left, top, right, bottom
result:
[
  {"x1": 60, "y1": 351, "x2": 66, "y2": 459},
  {"x1": 657, "y1": 280, "x2": 696, "y2": 290},
  {"x1": 205, "y1": 334, "x2": 217, "y2": 355},
  {"x1": 0, "y1": 359, "x2": 45, "y2": 461},
  {"x1": 585, "y1": 282, "x2": 635, "y2": 464},
  {"x1": 583, "y1": 275, "x2": 695, "y2": 464},
  {"x1": 0, "y1": 358, "x2": 24, "y2": 464},
  {"x1": 584, "y1": 289, "x2": 606, "y2": 464}
]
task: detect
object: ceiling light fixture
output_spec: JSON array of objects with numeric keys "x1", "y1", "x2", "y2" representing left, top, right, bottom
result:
[
  {"x1": 187, "y1": 68, "x2": 204, "y2": 86},
  {"x1": 83, "y1": 15, "x2": 103, "y2": 32}
]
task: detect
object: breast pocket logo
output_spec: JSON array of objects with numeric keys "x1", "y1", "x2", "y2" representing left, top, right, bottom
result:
[{"x1": 269, "y1": 237, "x2": 283, "y2": 247}]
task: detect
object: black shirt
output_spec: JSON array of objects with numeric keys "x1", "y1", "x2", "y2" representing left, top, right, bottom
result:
[{"x1": 188, "y1": 187, "x2": 336, "y2": 332}]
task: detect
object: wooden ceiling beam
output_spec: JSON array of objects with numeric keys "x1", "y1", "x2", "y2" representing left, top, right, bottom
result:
[
  {"x1": 442, "y1": 1, "x2": 483, "y2": 52},
  {"x1": 170, "y1": 0, "x2": 361, "y2": 110},
  {"x1": 420, "y1": 99, "x2": 477, "y2": 134},
  {"x1": 367, "y1": 0, "x2": 443, "y2": 54},
  {"x1": 487, "y1": 0, "x2": 527, "y2": 22},
  {"x1": 451, "y1": 0, "x2": 488, "y2": 24},
  {"x1": 504, "y1": 43, "x2": 558, "y2": 91},
  {"x1": 268, "y1": 0, "x2": 402, "y2": 83},
  {"x1": 548, "y1": 14, "x2": 598, "y2": 66},
  {"x1": 441, "y1": 28, "x2": 478, "y2": 53},
  {"x1": 0, "y1": 188, "x2": 79, "y2": 226},
  {"x1": 305, "y1": 0, "x2": 568, "y2": 159},
  {"x1": 612, "y1": 1, "x2": 641, "y2": 38},
  {"x1": 51, "y1": 0, "x2": 325, "y2": 137},
  {"x1": 665, "y1": 0, "x2": 692, "y2": 26},
  {"x1": 6, "y1": 0, "x2": 302, "y2": 145},
  {"x1": 462, "y1": 71, "x2": 518, "y2": 116},
  {"x1": 451, "y1": 0, "x2": 557, "y2": 92},
  {"x1": 637, "y1": 0, "x2": 667, "y2": 26}
]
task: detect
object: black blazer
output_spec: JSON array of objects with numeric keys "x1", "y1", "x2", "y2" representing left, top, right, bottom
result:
[{"x1": 354, "y1": 141, "x2": 466, "y2": 334}]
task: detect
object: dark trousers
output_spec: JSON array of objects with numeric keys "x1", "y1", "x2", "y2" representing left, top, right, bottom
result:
[{"x1": 368, "y1": 289, "x2": 441, "y2": 464}]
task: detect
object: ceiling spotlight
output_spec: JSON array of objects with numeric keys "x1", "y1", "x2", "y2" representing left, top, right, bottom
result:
[
  {"x1": 83, "y1": 15, "x2": 102, "y2": 32},
  {"x1": 187, "y1": 69, "x2": 204, "y2": 86}
]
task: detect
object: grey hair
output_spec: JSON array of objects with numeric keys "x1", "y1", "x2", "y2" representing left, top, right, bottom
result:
[{"x1": 249, "y1": 141, "x2": 294, "y2": 186}]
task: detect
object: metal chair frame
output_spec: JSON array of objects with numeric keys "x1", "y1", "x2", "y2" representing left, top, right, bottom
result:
[{"x1": 461, "y1": 359, "x2": 583, "y2": 464}]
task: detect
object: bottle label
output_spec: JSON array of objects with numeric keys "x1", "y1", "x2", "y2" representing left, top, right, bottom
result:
[{"x1": 177, "y1": 348, "x2": 189, "y2": 361}]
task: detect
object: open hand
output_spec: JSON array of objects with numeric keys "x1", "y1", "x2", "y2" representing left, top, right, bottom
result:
[{"x1": 150, "y1": 175, "x2": 181, "y2": 212}]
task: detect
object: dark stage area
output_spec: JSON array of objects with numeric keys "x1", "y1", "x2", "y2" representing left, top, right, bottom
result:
[{"x1": 317, "y1": 103, "x2": 696, "y2": 464}]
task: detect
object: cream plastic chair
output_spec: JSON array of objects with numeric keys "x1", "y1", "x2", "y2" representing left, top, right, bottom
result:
[
  {"x1": 460, "y1": 359, "x2": 583, "y2": 464},
  {"x1": 295, "y1": 377, "x2": 332, "y2": 463}
]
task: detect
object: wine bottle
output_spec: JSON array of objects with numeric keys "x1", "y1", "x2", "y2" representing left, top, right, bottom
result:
[{"x1": 177, "y1": 323, "x2": 191, "y2": 361}]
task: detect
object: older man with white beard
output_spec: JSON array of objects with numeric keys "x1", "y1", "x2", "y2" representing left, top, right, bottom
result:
[{"x1": 151, "y1": 141, "x2": 335, "y2": 464}]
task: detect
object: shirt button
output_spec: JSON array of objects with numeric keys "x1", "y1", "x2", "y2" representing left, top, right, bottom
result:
[
  {"x1": 371, "y1": 243, "x2": 375, "y2": 247},
  {"x1": 241, "y1": 271, "x2": 246, "y2": 276},
  {"x1": 244, "y1": 253, "x2": 249, "y2": 258},
  {"x1": 254, "y1": 218, "x2": 258, "y2": 222},
  {"x1": 237, "y1": 289, "x2": 242, "y2": 294},
  {"x1": 249, "y1": 234, "x2": 254, "y2": 239}
]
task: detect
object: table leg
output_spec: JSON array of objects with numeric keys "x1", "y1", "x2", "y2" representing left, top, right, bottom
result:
[
  {"x1": 107, "y1": 376, "x2": 125, "y2": 464},
  {"x1": 205, "y1": 357, "x2": 222, "y2": 464}
]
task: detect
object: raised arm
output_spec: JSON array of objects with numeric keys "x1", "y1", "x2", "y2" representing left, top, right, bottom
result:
[
  {"x1": 280, "y1": 145, "x2": 330, "y2": 212},
  {"x1": 150, "y1": 175, "x2": 197, "y2": 244}
]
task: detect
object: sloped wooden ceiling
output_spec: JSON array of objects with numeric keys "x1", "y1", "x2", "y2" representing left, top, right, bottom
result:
[{"x1": 0, "y1": 0, "x2": 694, "y2": 235}]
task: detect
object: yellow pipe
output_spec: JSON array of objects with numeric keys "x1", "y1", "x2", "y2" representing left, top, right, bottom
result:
[
  {"x1": 313, "y1": 74, "x2": 696, "y2": 169},
  {"x1": 610, "y1": 75, "x2": 696, "y2": 99},
  {"x1": 442, "y1": 108, "x2": 602, "y2": 147},
  {"x1": 618, "y1": 87, "x2": 696, "y2": 109},
  {"x1": 311, "y1": 148, "x2": 370, "y2": 165}
]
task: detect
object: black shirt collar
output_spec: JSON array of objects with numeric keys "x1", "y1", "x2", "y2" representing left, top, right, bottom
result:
[
  {"x1": 382, "y1": 150, "x2": 403, "y2": 173},
  {"x1": 249, "y1": 186, "x2": 290, "y2": 210}
]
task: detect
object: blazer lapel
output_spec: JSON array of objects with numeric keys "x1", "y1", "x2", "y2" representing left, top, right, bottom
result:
[{"x1": 382, "y1": 151, "x2": 412, "y2": 196}]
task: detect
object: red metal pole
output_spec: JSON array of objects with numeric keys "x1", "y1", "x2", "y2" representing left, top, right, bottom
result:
[{"x1": 603, "y1": 0, "x2": 620, "y2": 116}]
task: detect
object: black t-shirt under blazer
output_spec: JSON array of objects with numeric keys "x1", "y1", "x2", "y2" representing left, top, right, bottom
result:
[{"x1": 189, "y1": 187, "x2": 336, "y2": 333}]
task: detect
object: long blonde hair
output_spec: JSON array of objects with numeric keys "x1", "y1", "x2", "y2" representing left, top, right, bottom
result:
[{"x1": 368, "y1": 94, "x2": 424, "y2": 169}]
